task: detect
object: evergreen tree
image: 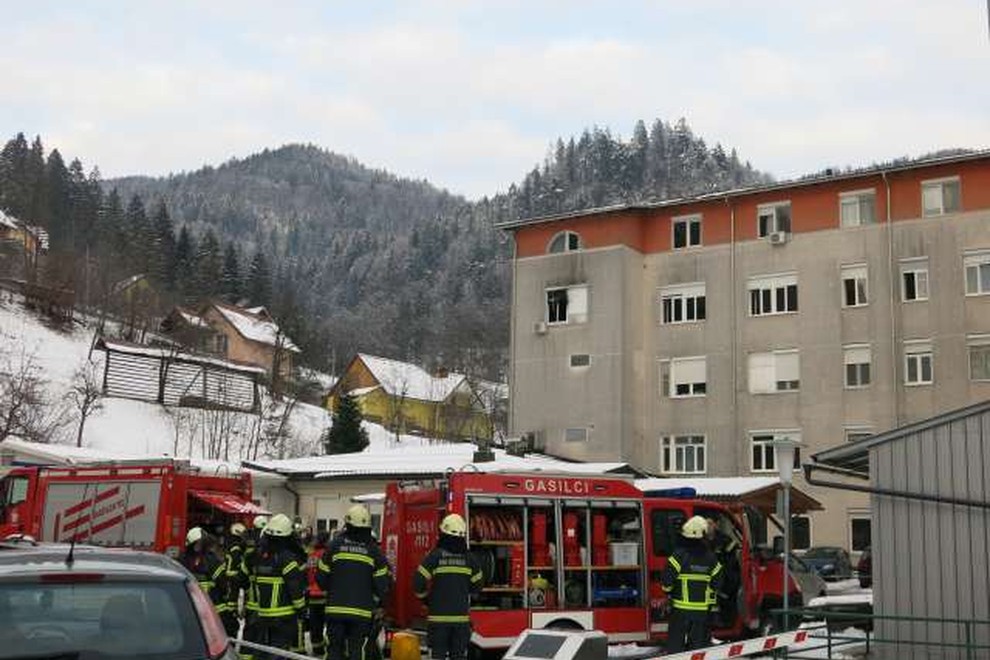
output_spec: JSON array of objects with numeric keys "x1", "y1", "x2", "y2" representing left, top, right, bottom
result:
[
  {"x1": 45, "y1": 149, "x2": 70, "y2": 250},
  {"x1": 27, "y1": 136, "x2": 48, "y2": 227},
  {"x1": 150, "y1": 199, "x2": 176, "y2": 289},
  {"x1": 246, "y1": 250, "x2": 272, "y2": 307},
  {"x1": 124, "y1": 194, "x2": 151, "y2": 274},
  {"x1": 323, "y1": 391, "x2": 369, "y2": 454},
  {"x1": 193, "y1": 229, "x2": 222, "y2": 299},
  {"x1": 0, "y1": 132, "x2": 30, "y2": 220},
  {"x1": 174, "y1": 225, "x2": 196, "y2": 301},
  {"x1": 220, "y1": 242, "x2": 241, "y2": 301}
]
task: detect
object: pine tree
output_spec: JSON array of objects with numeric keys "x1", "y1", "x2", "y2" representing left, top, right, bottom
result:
[
  {"x1": 220, "y1": 242, "x2": 241, "y2": 302},
  {"x1": 124, "y1": 195, "x2": 151, "y2": 275},
  {"x1": 324, "y1": 391, "x2": 369, "y2": 454},
  {"x1": 246, "y1": 250, "x2": 272, "y2": 307},
  {"x1": 27, "y1": 136, "x2": 48, "y2": 227},
  {"x1": 174, "y1": 225, "x2": 196, "y2": 301},
  {"x1": 194, "y1": 229, "x2": 222, "y2": 299},
  {"x1": 0, "y1": 133, "x2": 30, "y2": 220},
  {"x1": 45, "y1": 150, "x2": 70, "y2": 251},
  {"x1": 150, "y1": 199, "x2": 176, "y2": 290}
]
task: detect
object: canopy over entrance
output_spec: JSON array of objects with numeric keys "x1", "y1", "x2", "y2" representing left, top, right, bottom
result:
[{"x1": 635, "y1": 477, "x2": 823, "y2": 516}]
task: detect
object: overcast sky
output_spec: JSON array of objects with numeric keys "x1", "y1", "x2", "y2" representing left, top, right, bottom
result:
[{"x1": 2, "y1": 1, "x2": 987, "y2": 199}]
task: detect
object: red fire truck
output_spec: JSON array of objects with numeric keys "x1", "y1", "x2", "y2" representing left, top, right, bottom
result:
[
  {"x1": 383, "y1": 471, "x2": 803, "y2": 651},
  {"x1": 0, "y1": 459, "x2": 267, "y2": 557}
]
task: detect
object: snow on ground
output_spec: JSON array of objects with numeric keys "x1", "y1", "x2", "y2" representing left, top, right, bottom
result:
[{"x1": 826, "y1": 578, "x2": 866, "y2": 594}]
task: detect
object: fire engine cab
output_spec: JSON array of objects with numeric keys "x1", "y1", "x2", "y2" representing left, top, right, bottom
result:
[{"x1": 383, "y1": 471, "x2": 809, "y2": 651}]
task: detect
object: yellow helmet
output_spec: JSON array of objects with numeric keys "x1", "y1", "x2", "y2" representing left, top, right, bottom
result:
[
  {"x1": 345, "y1": 504, "x2": 372, "y2": 528},
  {"x1": 230, "y1": 523, "x2": 247, "y2": 537},
  {"x1": 682, "y1": 515, "x2": 709, "y2": 539},
  {"x1": 186, "y1": 526, "x2": 205, "y2": 546},
  {"x1": 253, "y1": 515, "x2": 269, "y2": 530},
  {"x1": 264, "y1": 513, "x2": 294, "y2": 537},
  {"x1": 440, "y1": 513, "x2": 467, "y2": 538}
]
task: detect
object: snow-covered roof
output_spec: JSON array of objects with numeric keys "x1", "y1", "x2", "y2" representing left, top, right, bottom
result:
[
  {"x1": 0, "y1": 209, "x2": 19, "y2": 230},
  {"x1": 212, "y1": 302, "x2": 300, "y2": 353},
  {"x1": 110, "y1": 273, "x2": 147, "y2": 296},
  {"x1": 95, "y1": 337, "x2": 267, "y2": 374},
  {"x1": 635, "y1": 477, "x2": 782, "y2": 497},
  {"x1": 179, "y1": 310, "x2": 210, "y2": 328},
  {"x1": 247, "y1": 443, "x2": 631, "y2": 479},
  {"x1": 356, "y1": 354, "x2": 467, "y2": 403}
]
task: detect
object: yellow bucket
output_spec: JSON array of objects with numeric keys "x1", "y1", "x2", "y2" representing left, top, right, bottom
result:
[{"x1": 391, "y1": 630, "x2": 422, "y2": 660}]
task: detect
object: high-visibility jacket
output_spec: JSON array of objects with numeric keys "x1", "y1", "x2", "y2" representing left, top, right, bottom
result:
[
  {"x1": 307, "y1": 546, "x2": 327, "y2": 604},
  {"x1": 413, "y1": 546, "x2": 484, "y2": 624},
  {"x1": 317, "y1": 531, "x2": 392, "y2": 620},
  {"x1": 223, "y1": 539, "x2": 247, "y2": 610},
  {"x1": 182, "y1": 549, "x2": 229, "y2": 613},
  {"x1": 243, "y1": 541, "x2": 306, "y2": 619},
  {"x1": 660, "y1": 545, "x2": 724, "y2": 612}
]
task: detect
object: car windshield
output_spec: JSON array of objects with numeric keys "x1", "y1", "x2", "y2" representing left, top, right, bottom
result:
[
  {"x1": 0, "y1": 579, "x2": 207, "y2": 659},
  {"x1": 804, "y1": 548, "x2": 839, "y2": 559}
]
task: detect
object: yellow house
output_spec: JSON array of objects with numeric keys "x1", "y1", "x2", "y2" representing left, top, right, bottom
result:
[
  {"x1": 0, "y1": 209, "x2": 40, "y2": 259},
  {"x1": 325, "y1": 353, "x2": 494, "y2": 441}
]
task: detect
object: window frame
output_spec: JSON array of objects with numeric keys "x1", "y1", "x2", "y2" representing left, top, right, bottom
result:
[
  {"x1": 849, "y1": 515, "x2": 872, "y2": 553},
  {"x1": 564, "y1": 427, "x2": 590, "y2": 443},
  {"x1": 660, "y1": 434, "x2": 707, "y2": 475},
  {"x1": 672, "y1": 214, "x2": 703, "y2": 249},
  {"x1": 668, "y1": 355, "x2": 707, "y2": 398},
  {"x1": 839, "y1": 188, "x2": 877, "y2": 228},
  {"x1": 748, "y1": 349, "x2": 800, "y2": 394},
  {"x1": 750, "y1": 430, "x2": 802, "y2": 473},
  {"x1": 547, "y1": 230, "x2": 583, "y2": 254},
  {"x1": 967, "y1": 335, "x2": 990, "y2": 382},
  {"x1": 840, "y1": 264, "x2": 869, "y2": 308},
  {"x1": 748, "y1": 273, "x2": 799, "y2": 316},
  {"x1": 843, "y1": 344, "x2": 872, "y2": 389},
  {"x1": 904, "y1": 340, "x2": 934, "y2": 386},
  {"x1": 964, "y1": 251, "x2": 990, "y2": 297},
  {"x1": 921, "y1": 176, "x2": 961, "y2": 217},
  {"x1": 757, "y1": 201, "x2": 792, "y2": 238},
  {"x1": 545, "y1": 284, "x2": 589, "y2": 325},
  {"x1": 660, "y1": 282, "x2": 706, "y2": 325},
  {"x1": 790, "y1": 515, "x2": 812, "y2": 551},
  {"x1": 900, "y1": 258, "x2": 930, "y2": 303}
]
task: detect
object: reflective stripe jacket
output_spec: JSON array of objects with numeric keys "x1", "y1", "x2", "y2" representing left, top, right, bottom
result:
[
  {"x1": 660, "y1": 545, "x2": 724, "y2": 612},
  {"x1": 317, "y1": 531, "x2": 392, "y2": 620},
  {"x1": 413, "y1": 547, "x2": 484, "y2": 624},
  {"x1": 223, "y1": 540, "x2": 247, "y2": 609},
  {"x1": 243, "y1": 542, "x2": 307, "y2": 619},
  {"x1": 182, "y1": 549, "x2": 229, "y2": 612}
]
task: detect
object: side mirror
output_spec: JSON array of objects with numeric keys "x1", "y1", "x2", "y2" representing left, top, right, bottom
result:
[{"x1": 772, "y1": 535, "x2": 784, "y2": 555}]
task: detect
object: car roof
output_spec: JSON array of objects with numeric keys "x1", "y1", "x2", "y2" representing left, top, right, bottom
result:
[{"x1": 0, "y1": 541, "x2": 191, "y2": 581}]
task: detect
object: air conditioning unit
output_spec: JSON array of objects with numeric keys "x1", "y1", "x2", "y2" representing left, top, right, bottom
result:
[
  {"x1": 769, "y1": 231, "x2": 789, "y2": 245},
  {"x1": 534, "y1": 321, "x2": 548, "y2": 335}
]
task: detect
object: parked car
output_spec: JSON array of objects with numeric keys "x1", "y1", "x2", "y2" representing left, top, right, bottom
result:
[
  {"x1": 801, "y1": 546, "x2": 853, "y2": 581},
  {"x1": 857, "y1": 546, "x2": 872, "y2": 588},
  {"x1": 0, "y1": 538, "x2": 235, "y2": 659},
  {"x1": 788, "y1": 553, "x2": 828, "y2": 602}
]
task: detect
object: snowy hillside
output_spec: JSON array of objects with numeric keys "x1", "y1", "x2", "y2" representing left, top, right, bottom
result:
[{"x1": 0, "y1": 292, "x2": 436, "y2": 461}]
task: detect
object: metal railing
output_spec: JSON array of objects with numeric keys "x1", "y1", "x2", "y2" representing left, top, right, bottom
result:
[{"x1": 773, "y1": 607, "x2": 990, "y2": 659}]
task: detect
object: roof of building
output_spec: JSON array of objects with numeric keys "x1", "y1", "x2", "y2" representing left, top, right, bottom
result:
[
  {"x1": 0, "y1": 209, "x2": 20, "y2": 230},
  {"x1": 109, "y1": 273, "x2": 148, "y2": 296},
  {"x1": 245, "y1": 443, "x2": 631, "y2": 479},
  {"x1": 497, "y1": 148, "x2": 990, "y2": 231},
  {"x1": 210, "y1": 301, "x2": 300, "y2": 353},
  {"x1": 94, "y1": 337, "x2": 267, "y2": 375},
  {"x1": 354, "y1": 353, "x2": 468, "y2": 403},
  {"x1": 812, "y1": 399, "x2": 990, "y2": 474},
  {"x1": 635, "y1": 476, "x2": 823, "y2": 514}
]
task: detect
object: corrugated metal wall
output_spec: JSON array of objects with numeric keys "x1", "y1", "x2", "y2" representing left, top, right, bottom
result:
[{"x1": 872, "y1": 409, "x2": 990, "y2": 659}]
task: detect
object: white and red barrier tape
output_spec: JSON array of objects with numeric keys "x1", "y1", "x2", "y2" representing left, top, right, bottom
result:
[{"x1": 657, "y1": 629, "x2": 810, "y2": 660}]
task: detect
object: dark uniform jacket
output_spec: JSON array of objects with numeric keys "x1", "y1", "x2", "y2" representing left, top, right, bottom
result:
[
  {"x1": 660, "y1": 544, "x2": 724, "y2": 612},
  {"x1": 182, "y1": 548, "x2": 229, "y2": 612},
  {"x1": 413, "y1": 546, "x2": 484, "y2": 624},
  {"x1": 317, "y1": 530, "x2": 392, "y2": 620},
  {"x1": 223, "y1": 539, "x2": 247, "y2": 611},
  {"x1": 243, "y1": 539, "x2": 307, "y2": 619}
]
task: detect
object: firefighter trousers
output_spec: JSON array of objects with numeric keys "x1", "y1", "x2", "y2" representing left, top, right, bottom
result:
[
  {"x1": 428, "y1": 623, "x2": 471, "y2": 660},
  {"x1": 244, "y1": 615, "x2": 299, "y2": 660},
  {"x1": 666, "y1": 609, "x2": 712, "y2": 653},
  {"x1": 327, "y1": 617, "x2": 374, "y2": 660},
  {"x1": 221, "y1": 610, "x2": 240, "y2": 639},
  {"x1": 307, "y1": 602, "x2": 327, "y2": 656}
]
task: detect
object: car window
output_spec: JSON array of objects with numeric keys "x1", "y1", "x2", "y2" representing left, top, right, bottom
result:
[
  {"x1": 651, "y1": 509, "x2": 686, "y2": 556},
  {"x1": 0, "y1": 580, "x2": 207, "y2": 659},
  {"x1": 788, "y1": 554, "x2": 810, "y2": 572},
  {"x1": 803, "y1": 548, "x2": 835, "y2": 559}
]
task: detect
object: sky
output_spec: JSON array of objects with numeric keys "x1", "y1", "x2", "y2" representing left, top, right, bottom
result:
[{"x1": 1, "y1": 1, "x2": 988, "y2": 200}]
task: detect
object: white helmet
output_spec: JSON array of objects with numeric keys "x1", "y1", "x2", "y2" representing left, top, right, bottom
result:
[
  {"x1": 440, "y1": 513, "x2": 467, "y2": 538},
  {"x1": 681, "y1": 515, "x2": 709, "y2": 539},
  {"x1": 230, "y1": 522, "x2": 247, "y2": 537},
  {"x1": 253, "y1": 515, "x2": 270, "y2": 530},
  {"x1": 264, "y1": 513, "x2": 294, "y2": 537},
  {"x1": 345, "y1": 504, "x2": 371, "y2": 529},
  {"x1": 186, "y1": 527, "x2": 206, "y2": 546}
]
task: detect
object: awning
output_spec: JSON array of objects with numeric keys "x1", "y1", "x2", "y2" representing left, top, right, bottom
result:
[
  {"x1": 190, "y1": 490, "x2": 270, "y2": 516},
  {"x1": 636, "y1": 477, "x2": 823, "y2": 516}
]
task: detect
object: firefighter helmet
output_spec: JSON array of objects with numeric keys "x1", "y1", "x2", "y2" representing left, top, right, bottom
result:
[
  {"x1": 253, "y1": 515, "x2": 269, "y2": 530},
  {"x1": 264, "y1": 513, "x2": 294, "y2": 537},
  {"x1": 186, "y1": 526, "x2": 205, "y2": 546},
  {"x1": 230, "y1": 522, "x2": 247, "y2": 537},
  {"x1": 440, "y1": 513, "x2": 467, "y2": 538},
  {"x1": 345, "y1": 504, "x2": 372, "y2": 528},
  {"x1": 681, "y1": 515, "x2": 709, "y2": 539}
]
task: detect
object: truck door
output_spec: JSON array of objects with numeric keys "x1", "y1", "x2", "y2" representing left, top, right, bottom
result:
[
  {"x1": 0, "y1": 473, "x2": 32, "y2": 538},
  {"x1": 643, "y1": 503, "x2": 687, "y2": 633}
]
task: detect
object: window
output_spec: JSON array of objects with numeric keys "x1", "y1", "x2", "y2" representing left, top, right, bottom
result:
[
  {"x1": 751, "y1": 431, "x2": 802, "y2": 473},
  {"x1": 840, "y1": 190, "x2": 877, "y2": 227},
  {"x1": 548, "y1": 230, "x2": 582, "y2": 253},
  {"x1": 660, "y1": 282, "x2": 706, "y2": 324},
  {"x1": 844, "y1": 344, "x2": 872, "y2": 388},
  {"x1": 667, "y1": 356, "x2": 707, "y2": 397},
  {"x1": 905, "y1": 341, "x2": 933, "y2": 385},
  {"x1": 964, "y1": 251, "x2": 990, "y2": 296},
  {"x1": 569, "y1": 354, "x2": 591, "y2": 368},
  {"x1": 841, "y1": 264, "x2": 868, "y2": 307},
  {"x1": 749, "y1": 273, "x2": 798, "y2": 315},
  {"x1": 850, "y1": 517, "x2": 871, "y2": 552},
  {"x1": 651, "y1": 509, "x2": 687, "y2": 557},
  {"x1": 845, "y1": 427, "x2": 873, "y2": 443},
  {"x1": 748, "y1": 350, "x2": 799, "y2": 393},
  {"x1": 922, "y1": 177, "x2": 961, "y2": 217},
  {"x1": 564, "y1": 427, "x2": 589, "y2": 442},
  {"x1": 791, "y1": 516, "x2": 812, "y2": 551},
  {"x1": 968, "y1": 335, "x2": 990, "y2": 381},
  {"x1": 900, "y1": 258, "x2": 929, "y2": 302},
  {"x1": 546, "y1": 285, "x2": 588, "y2": 324},
  {"x1": 757, "y1": 201, "x2": 792, "y2": 237},
  {"x1": 672, "y1": 214, "x2": 702, "y2": 249},
  {"x1": 661, "y1": 435, "x2": 706, "y2": 474}
]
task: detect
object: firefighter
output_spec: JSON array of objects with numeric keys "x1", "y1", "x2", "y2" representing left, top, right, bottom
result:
[
  {"x1": 306, "y1": 531, "x2": 330, "y2": 657},
  {"x1": 413, "y1": 513, "x2": 484, "y2": 660},
  {"x1": 182, "y1": 527, "x2": 228, "y2": 613},
  {"x1": 317, "y1": 504, "x2": 392, "y2": 660},
  {"x1": 241, "y1": 514, "x2": 271, "y2": 657},
  {"x1": 222, "y1": 522, "x2": 249, "y2": 638},
  {"x1": 661, "y1": 515, "x2": 725, "y2": 653},
  {"x1": 242, "y1": 513, "x2": 307, "y2": 659}
]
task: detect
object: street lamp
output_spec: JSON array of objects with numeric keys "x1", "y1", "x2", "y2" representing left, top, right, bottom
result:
[{"x1": 774, "y1": 436, "x2": 798, "y2": 631}]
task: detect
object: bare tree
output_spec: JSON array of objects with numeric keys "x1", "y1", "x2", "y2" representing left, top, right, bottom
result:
[
  {"x1": 0, "y1": 345, "x2": 50, "y2": 442},
  {"x1": 69, "y1": 359, "x2": 104, "y2": 447}
]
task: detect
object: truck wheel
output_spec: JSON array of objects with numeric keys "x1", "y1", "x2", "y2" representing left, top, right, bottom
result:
[{"x1": 544, "y1": 619, "x2": 584, "y2": 631}]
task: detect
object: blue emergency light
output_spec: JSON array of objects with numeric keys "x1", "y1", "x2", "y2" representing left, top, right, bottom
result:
[{"x1": 641, "y1": 487, "x2": 697, "y2": 499}]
